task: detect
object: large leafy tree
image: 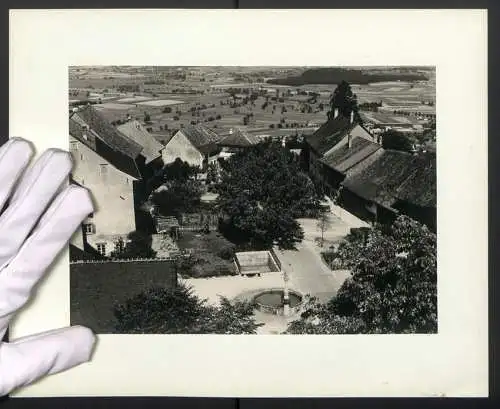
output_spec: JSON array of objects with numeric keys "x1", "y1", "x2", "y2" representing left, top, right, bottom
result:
[
  {"x1": 113, "y1": 283, "x2": 261, "y2": 334},
  {"x1": 287, "y1": 216, "x2": 437, "y2": 334},
  {"x1": 151, "y1": 178, "x2": 203, "y2": 217},
  {"x1": 216, "y1": 141, "x2": 320, "y2": 249},
  {"x1": 381, "y1": 129, "x2": 414, "y2": 152},
  {"x1": 327, "y1": 80, "x2": 360, "y2": 121},
  {"x1": 147, "y1": 158, "x2": 200, "y2": 194}
]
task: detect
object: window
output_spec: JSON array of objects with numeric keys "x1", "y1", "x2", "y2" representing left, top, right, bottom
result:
[
  {"x1": 70, "y1": 141, "x2": 79, "y2": 152},
  {"x1": 114, "y1": 238, "x2": 125, "y2": 254},
  {"x1": 99, "y1": 164, "x2": 108, "y2": 180},
  {"x1": 88, "y1": 213, "x2": 94, "y2": 219},
  {"x1": 96, "y1": 243, "x2": 107, "y2": 256},
  {"x1": 83, "y1": 223, "x2": 95, "y2": 234}
]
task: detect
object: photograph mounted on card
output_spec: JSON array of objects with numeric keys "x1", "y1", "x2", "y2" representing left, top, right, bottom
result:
[{"x1": 9, "y1": 9, "x2": 488, "y2": 398}]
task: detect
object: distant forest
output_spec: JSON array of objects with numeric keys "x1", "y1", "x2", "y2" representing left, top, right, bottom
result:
[{"x1": 267, "y1": 68, "x2": 429, "y2": 86}]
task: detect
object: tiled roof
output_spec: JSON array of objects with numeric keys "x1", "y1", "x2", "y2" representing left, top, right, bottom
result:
[
  {"x1": 342, "y1": 150, "x2": 436, "y2": 209},
  {"x1": 74, "y1": 106, "x2": 143, "y2": 158},
  {"x1": 320, "y1": 137, "x2": 381, "y2": 173},
  {"x1": 305, "y1": 115, "x2": 353, "y2": 156},
  {"x1": 175, "y1": 125, "x2": 222, "y2": 157},
  {"x1": 217, "y1": 128, "x2": 261, "y2": 148},
  {"x1": 117, "y1": 120, "x2": 164, "y2": 164},
  {"x1": 69, "y1": 106, "x2": 142, "y2": 179},
  {"x1": 179, "y1": 125, "x2": 221, "y2": 149}
]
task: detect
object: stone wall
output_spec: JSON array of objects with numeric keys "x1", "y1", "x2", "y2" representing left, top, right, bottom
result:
[{"x1": 70, "y1": 259, "x2": 177, "y2": 334}]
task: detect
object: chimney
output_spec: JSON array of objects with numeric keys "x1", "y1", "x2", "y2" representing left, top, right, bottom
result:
[
  {"x1": 348, "y1": 133, "x2": 352, "y2": 149},
  {"x1": 350, "y1": 110, "x2": 354, "y2": 124},
  {"x1": 334, "y1": 108, "x2": 339, "y2": 118}
]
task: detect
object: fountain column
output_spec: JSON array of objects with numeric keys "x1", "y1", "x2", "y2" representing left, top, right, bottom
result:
[{"x1": 283, "y1": 270, "x2": 290, "y2": 316}]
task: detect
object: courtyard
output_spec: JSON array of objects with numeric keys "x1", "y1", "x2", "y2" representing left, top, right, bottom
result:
[{"x1": 182, "y1": 201, "x2": 364, "y2": 334}]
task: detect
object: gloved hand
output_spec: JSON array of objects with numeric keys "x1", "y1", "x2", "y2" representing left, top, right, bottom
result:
[{"x1": 0, "y1": 138, "x2": 96, "y2": 396}]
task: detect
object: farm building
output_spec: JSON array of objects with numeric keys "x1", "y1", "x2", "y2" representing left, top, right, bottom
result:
[
  {"x1": 217, "y1": 127, "x2": 261, "y2": 154},
  {"x1": 116, "y1": 119, "x2": 167, "y2": 180},
  {"x1": 339, "y1": 150, "x2": 437, "y2": 231},
  {"x1": 116, "y1": 120, "x2": 165, "y2": 165},
  {"x1": 319, "y1": 136, "x2": 382, "y2": 194},
  {"x1": 304, "y1": 109, "x2": 436, "y2": 231},
  {"x1": 69, "y1": 106, "x2": 144, "y2": 258},
  {"x1": 163, "y1": 125, "x2": 222, "y2": 169},
  {"x1": 304, "y1": 110, "x2": 378, "y2": 193}
]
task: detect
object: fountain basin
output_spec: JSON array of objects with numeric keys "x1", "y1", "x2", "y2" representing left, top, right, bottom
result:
[{"x1": 253, "y1": 288, "x2": 303, "y2": 316}]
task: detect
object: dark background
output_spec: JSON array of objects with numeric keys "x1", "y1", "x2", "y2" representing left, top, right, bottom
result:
[{"x1": 1, "y1": 1, "x2": 497, "y2": 408}]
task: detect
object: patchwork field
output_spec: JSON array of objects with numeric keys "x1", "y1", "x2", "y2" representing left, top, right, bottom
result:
[
  {"x1": 137, "y1": 99, "x2": 185, "y2": 107},
  {"x1": 70, "y1": 67, "x2": 435, "y2": 138},
  {"x1": 116, "y1": 96, "x2": 152, "y2": 103},
  {"x1": 95, "y1": 103, "x2": 135, "y2": 110},
  {"x1": 361, "y1": 112, "x2": 422, "y2": 125}
]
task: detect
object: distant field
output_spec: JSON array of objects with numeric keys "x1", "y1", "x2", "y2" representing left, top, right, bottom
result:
[
  {"x1": 95, "y1": 103, "x2": 135, "y2": 110},
  {"x1": 74, "y1": 71, "x2": 146, "y2": 79},
  {"x1": 361, "y1": 112, "x2": 423, "y2": 125},
  {"x1": 137, "y1": 99, "x2": 185, "y2": 107},
  {"x1": 71, "y1": 71, "x2": 435, "y2": 137},
  {"x1": 116, "y1": 96, "x2": 152, "y2": 103},
  {"x1": 69, "y1": 77, "x2": 145, "y2": 89}
]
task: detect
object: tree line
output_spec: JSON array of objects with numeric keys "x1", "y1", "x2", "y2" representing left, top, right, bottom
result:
[{"x1": 267, "y1": 68, "x2": 428, "y2": 86}]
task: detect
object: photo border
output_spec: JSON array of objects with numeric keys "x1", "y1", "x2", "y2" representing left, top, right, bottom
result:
[{"x1": 3, "y1": 1, "x2": 495, "y2": 407}]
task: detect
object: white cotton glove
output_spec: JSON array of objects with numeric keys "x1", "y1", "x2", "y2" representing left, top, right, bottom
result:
[{"x1": 0, "y1": 137, "x2": 96, "y2": 396}]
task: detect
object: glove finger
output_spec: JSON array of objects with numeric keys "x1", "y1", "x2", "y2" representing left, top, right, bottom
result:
[
  {"x1": 0, "y1": 149, "x2": 73, "y2": 268},
  {"x1": 0, "y1": 185, "x2": 93, "y2": 335},
  {"x1": 0, "y1": 325, "x2": 96, "y2": 396},
  {"x1": 0, "y1": 138, "x2": 34, "y2": 212}
]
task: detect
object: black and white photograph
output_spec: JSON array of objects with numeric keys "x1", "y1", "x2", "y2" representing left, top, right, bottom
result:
[
  {"x1": 10, "y1": 8, "x2": 487, "y2": 398},
  {"x1": 68, "y1": 65, "x2": 437, "y2": 335}
]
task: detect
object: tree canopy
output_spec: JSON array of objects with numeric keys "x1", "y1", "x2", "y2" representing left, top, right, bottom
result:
[
  {"x1": 113, "y1": 283, "x2": 261, "y2": 334},
  {"x1": 151, "y1": 178, "x2": 203, "y2": 218},
  {"x1": 327, "y1": 80, "x2": 360, "y2": 121},
  {"x1": 147, "y1": 158, "x2": 200, "y2": 193},
  {"x1": 266, "y1": 67, "x2": 428, "y2": 86},
  {"x1": 381, "y1": 129, "x2": 414, "y2": 152},
  {"x1": 149, "y1": 159, "x2": 203, "y2": 217},
  {"x1": 287, "y1": 216, "x2": 437, "y2": 334},
  {"x1": 216, "y1": 141, "x2": 321, "y2": 249}
]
